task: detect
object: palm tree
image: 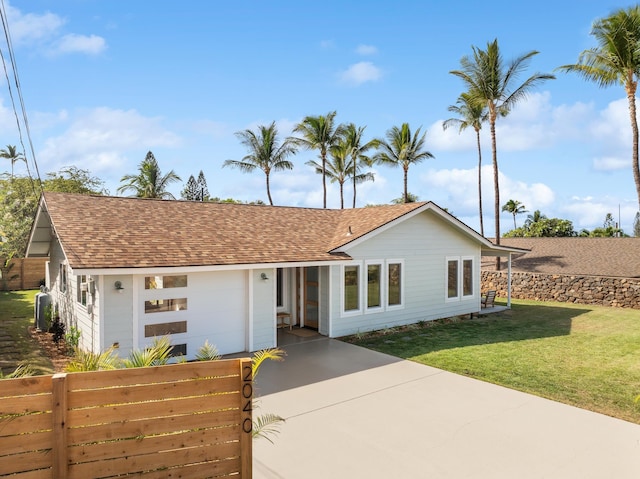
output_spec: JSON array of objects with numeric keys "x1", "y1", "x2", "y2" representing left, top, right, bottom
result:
[
  {"x1": 443, "y1": 93, "x2": 488, "y2": 235},
  {"x1": 557, "y1": 6, "x2": 640, "y2": 211},
  {"x1": 117, "y1": 151, "x2": 181, "y2": 199},
  {"x1": 373, "y1": 123, "x2": 434, "y2": 203},
  {"x1": 0, "y1": 145, "x2": 25, "y2": 180},
  {"x1": 342, "y1": 123, "x2": 377, "y2": 208},
  {"x1": 291, "y1": 111, "x2": 344, "y2": 208},
  {"x1": 223, "y1": 122, "x2": 296, "y2": 205},
  {"x1": 306, "y1": 139, "x2": 352, "y2": 209},
  {"x1": 502, "y1": 199, "x2": 527, "y2": 229},
  {"x1": 450, "y1": 39, "x2": 554, "y2": 253}
]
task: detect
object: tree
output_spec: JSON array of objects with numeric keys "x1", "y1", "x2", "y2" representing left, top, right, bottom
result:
[
  {"x1": 391, "y1": 192, "x2": 419, "y2": 204},
  {"x1": 443, "y1": 92, "x2": 488, "y2": 235},
  {"x1": 223, "y1": 122, "x2": 296, "y2": 206},
  {"x1": 342, "y1": 123, "x2": 377, "y2": 208},
  {"x1": 504, "y1": 210, "x2": 576, "y2": 237},
  {"x1": 634, "y1": 212, "x2": 640, "y2": 237},
  {"x1": 291, "y1": 111, "x2": 343, "y2": 208},
  {"x1": 501, "y1": 199, "x2": 527, "y2": 229},
  {"x1": 557, "y1": 6, "x2": 640, "y2": 210},
  {"x1": 0, "y1": 145, "x2": 25, "y2": 179},
  {"x1": 117, "y1": 151, "x2": 181, "y2": 199},
  {"x1": 45, "y1": 166, "x2": 107, "y2": 194},
  {"x1": 373, "y1": 123, "x2": 434, "y2": 203},
  {"x1": 450, "y1": 39, "x2": 555, "y2": 254},
  {"x1": 196, "y1": 170, "x2": 209, "y2": 201},
  {"x1": 0, "y1": 168, "x2": 105, "y2": 258},
  {"x1": 181, "y1": 175, "x2": 199, "y2": 201}
]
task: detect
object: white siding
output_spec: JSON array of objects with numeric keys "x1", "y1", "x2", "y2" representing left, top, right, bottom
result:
[
  {"x1": 103, "y1": 275, "x2": 134, "y2": 355},
  {"x1": 252, "y1": 268, "x2": 276, "y2": 351},
  {"x1": 329, "y1": 210, "x2": 481, "y2": 337}
]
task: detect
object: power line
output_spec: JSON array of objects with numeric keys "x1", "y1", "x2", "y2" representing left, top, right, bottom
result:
[{"x1": 0, "y1": 0, "x2": 42, "y2": 198}]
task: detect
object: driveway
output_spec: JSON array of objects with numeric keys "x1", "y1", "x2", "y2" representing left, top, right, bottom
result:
[{"x1": 253, "y1": 337, "x2": 640, "y2": 479}]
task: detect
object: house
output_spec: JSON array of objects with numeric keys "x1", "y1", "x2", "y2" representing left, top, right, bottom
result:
[
  {"x1": 26, "y1": 192, "x2": 520, "y2": 359},
  {"x1": 483, "y1": 237, "x2": 640, "y2": 278}
]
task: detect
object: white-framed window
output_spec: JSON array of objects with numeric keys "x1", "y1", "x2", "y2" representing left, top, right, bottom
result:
[
  {"x1": 365, "y1": 261, "x2": 382, "y2": 311},
  {"x1": 342, "y1": 263, "x2": 362, "y2": 314},
  {"x1": 387, "y1": 260, "x2": 404, "y2": 308},
  {"x1": 276, "y1": 268, "x2": 289, "y2": 310},
  {"x1": 77, "y1": 274, "x2": 87, "y2": 307},
  {"x1": 59, "y1": 263, "x2": 67, "y2": 293},
  {"x1": 446, "y1": 256, "x2": 474, "y2": 300},
  {"x1": 145, "y1": 275, "x2": 187, "y2": 289}
]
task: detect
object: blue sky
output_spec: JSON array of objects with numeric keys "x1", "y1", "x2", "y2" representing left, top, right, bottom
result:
[{"x1": 2, "y1": 1, "x2": 639, "y2": 234}]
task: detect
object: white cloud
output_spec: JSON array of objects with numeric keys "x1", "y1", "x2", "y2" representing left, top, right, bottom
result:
[
  {"x1": 4, "y1": 2, "x2": 107, "y2": 56},
  {"x1": 6, "y1": 3, "x2": 65, "y2": 44},
  {"x1": 355, "y1": 44, "x2": 377, "y2": 55},
  {"x1": 561, "y1": 197, "x2": 637, "y2": 231},
  {"x1": 39, "y1": 107, "x2": 181, "y2": 175},
  {"x1": 593, "y1": 156, "x2": 629, "y2": 171},
  {"x1": 339, "y1": 61, "x2": 382, "y2": 86},
  {"x1": 52, "y1": 33, "x2": 106, "y2": 55}
]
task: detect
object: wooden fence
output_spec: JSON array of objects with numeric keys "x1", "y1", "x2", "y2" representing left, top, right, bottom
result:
[
  {"x1": 0, "y1": 257, "x2": 47, "y2": 291},
  {"x1": 0, "y1": 358, "x2": 253, "y2": 478}
]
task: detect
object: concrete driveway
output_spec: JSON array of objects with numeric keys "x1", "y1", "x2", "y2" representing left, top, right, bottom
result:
[{"x1": 253, "y1": 337, "x2": 640, "y2": 479}]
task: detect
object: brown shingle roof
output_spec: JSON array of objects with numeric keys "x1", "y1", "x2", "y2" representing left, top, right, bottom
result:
[
  {"x1": 42, "y1": 192, "x2": 426, "y2": 270},
  {"x1": 482, "y1": 237, "x2": 640, "y2": 278}
]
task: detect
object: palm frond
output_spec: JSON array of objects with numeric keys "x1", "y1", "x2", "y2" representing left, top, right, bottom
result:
[
  {"x1": 252, "y1": 347, "x2": 285, "y2": 379},
  {"x1": 195, "y1": 340, "x2": 222, "y2": 361},
  {"x1": 65, "y1": 347, "x2": 122, "y2": 372},
  {"x1": 252, "y1": 413, "x2": 286, "y2": 443}
]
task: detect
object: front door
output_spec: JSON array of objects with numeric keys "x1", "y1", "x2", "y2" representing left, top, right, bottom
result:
[{"x1": 304, "y1": 266, "x2": 319, "y2": 330}]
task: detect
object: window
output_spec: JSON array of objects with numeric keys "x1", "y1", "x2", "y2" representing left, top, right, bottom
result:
[
  {"x1": 367, "y1": 264, "x2": 381, "y2": 309},
  {"x1": 447, "y1": 259, "x2": 458, "y2": 299},
  {"x1": 59, "y1": 264, "x2": 67, "y2": 293},
  {"x1": 344, "y1": 265, "x2": 360, "y2": 311},
  {"x1": 463, "y1": 259, "x2": 473, "y2": 297},
  {"x1": 145, "y1": 321, "x2": 187, "y2": 337},
  {"x1": 145, "y1": 275, "x2": 187, "y2": 289},
  {"x1": 145, "y1": 298, "x2": 187, "y2": 313},
  {"x1": 447, "y1": 257, "x2": 475, "y2": 300},
  {"x1": 276, "y1": 268, "x2": 284, "y2": 308},
  {"x1": 77, "y1": 275, "x2": 87, "y2": 306},
  {"x1": 387, "y1": 262, "x2": 403, "y2": 307}
]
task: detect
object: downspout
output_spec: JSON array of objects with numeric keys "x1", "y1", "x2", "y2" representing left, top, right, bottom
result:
[{"x1": 507, "y1": 252, "x2": 512, "y2": 308}]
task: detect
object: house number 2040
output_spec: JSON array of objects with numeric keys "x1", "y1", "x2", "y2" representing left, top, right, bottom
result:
[{"x1": 242, "y1": 364, "x2": 252, "y2": 434}]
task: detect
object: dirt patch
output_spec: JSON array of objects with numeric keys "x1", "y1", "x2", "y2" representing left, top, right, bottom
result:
[{"x1": 28, "y1": 326, "x2": 72, "y2": 373}]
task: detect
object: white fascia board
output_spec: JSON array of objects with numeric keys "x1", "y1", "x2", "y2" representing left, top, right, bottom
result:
[{"x1": 72, "y1": 258, "x2": 354, "y2": 276}]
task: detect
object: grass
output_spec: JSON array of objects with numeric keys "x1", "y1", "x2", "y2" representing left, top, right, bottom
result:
[
  {"x1": 0, "y1": 290, "x2": 54, "y2": 375},
  {"x1": 347, "y1": 298, "x2": 640, "y2": 424}
]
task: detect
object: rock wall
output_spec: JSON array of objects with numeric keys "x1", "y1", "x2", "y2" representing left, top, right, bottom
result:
[{"x1": 481, "y1": 271, "x2": 640, "y2": 309}]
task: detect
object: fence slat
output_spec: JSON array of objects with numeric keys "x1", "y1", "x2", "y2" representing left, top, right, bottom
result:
[
  {"x1": 51, "y1": 374, "x2": 67, "y2": 479},
  {"x1": 67, "y1": 375, "x2": 239, "y2": 408},
  {"x1": 0, "y1": 359, "x2": 252, "y2": 479},
  {"x1": 67, "y1": 408, "x2": 239, "y2": 445}
]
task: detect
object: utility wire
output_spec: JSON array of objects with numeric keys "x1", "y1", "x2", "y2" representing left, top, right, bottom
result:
[{"x1": 0, "y1": 0, "x2": 42, "y2": 198}]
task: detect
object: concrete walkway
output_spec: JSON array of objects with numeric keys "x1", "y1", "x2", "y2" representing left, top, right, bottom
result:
[{"x1": 253, "y1": 338, "x2": 640, "y2": 479}]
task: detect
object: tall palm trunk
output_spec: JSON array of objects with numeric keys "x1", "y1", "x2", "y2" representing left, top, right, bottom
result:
[
  {"x1": 489, "y1": 110, "x2": 501, "y2": 270},
  {"x1": 266, "y1": 172, "x2": 273, "y2": 206},
  {"x1": 321, "y1": 150, "x2": 327, "y2": 208},
  {"x1": 403, "y1": 166, "x2": 409, "y2": 203},
  {"x1": 340, "y1": 181, "x2": 344, "y2": 209},
  {"x1": 353, "y1": 164, "x2": 357, "y2": 209},
  {"x1": 475, "y1": 127, "x2": 484, "y2": 236},
  {"x1": 627, "y1": 78, "x2": 640, "y2": 211}
]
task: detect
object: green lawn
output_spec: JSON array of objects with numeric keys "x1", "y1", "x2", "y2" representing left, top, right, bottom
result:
[
  {"x1": 347, "y1": 298, "x2": 640, "y2": 424},
  {"x1": 0, "y1": 290, "x2": 54, "y2": 375}
]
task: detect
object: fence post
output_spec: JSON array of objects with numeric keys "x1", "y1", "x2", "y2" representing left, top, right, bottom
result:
[
  {"x1": 52, "y1": 373, "x2": 68, "y2": 479},
  {"x1": 239, "y1": 358, "x2": 253, "y2": 478}
]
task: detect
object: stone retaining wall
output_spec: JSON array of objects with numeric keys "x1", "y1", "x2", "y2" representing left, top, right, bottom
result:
[{"x1": 481, "y1": 271, "x2": 640, "y2": 309}]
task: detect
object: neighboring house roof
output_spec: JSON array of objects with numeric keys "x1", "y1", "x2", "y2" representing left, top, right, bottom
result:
[
  {"x1": 482, "y1": 237, "x2": 640, "y2": 278},
  {"x1": 27, "y1": 192, "x2": 514, "y2": 271}
]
